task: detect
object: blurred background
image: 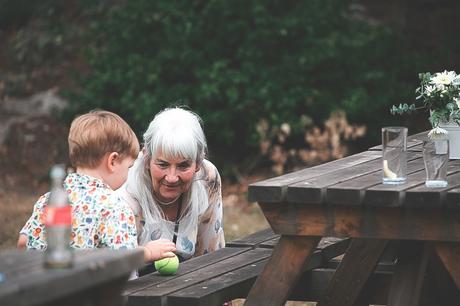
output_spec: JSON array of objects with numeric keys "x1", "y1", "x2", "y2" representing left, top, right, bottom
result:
[{"x1": 1, "y1": 0, "x2": 460, "y2": 250}]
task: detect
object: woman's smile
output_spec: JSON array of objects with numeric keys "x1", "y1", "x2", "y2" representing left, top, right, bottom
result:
[{"x1": 150, "y1": 154, "x2": 198, "y2": 202}]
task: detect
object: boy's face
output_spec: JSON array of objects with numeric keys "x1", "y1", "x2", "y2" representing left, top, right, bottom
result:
[{"x1": 106, "y1": 156, "x2": 135, "y2": 190}]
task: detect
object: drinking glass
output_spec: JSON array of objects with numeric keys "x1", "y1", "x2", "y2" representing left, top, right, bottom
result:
[
  {"x1": 423, "y1": 137, "x2": 449, "y2": 188},
  {"x1": 382, "y1": 127, "x2": 407, "y2": 184}
]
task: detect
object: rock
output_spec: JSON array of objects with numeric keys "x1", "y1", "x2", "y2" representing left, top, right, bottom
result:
[{"x1": 0, "y1": 89, "x2": 69, "y2": 192}]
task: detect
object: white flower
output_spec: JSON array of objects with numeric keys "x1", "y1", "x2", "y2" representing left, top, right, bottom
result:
[
  {"x1": 455, "y1": 97, "x2": 460, "y2": 109},
  {"x1": 453, "y1": 76, "x2": 460, "y2": 86},
  {"x1": 424, "y1": 85, "x2": 435, "y2": 96},
  {"x1": 430, "y1": 70, "x2": 457, "y2": 85},
  {"x1": 428, "y1": 126, "x2": 448, "y2": 139},
  {"x1": 435, "y1": 84, "x2": 446, "y2": 92}
]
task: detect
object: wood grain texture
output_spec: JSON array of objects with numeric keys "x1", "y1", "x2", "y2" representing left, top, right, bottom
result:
[
  {"x1": 326, "y1": 153, "x2": 424, "y2": 206},
  {"x1": 287, "y1": 156, "x2": 383, "y2": 204},
  {"x1": 243, "y1": 236, "x2": 320, "y2": 306},
  {"x1": 427, "y1": 246, "x2": 460, "y2": 306},
  {"x1": 317, "y1": 238, "x2": 388, "y2": 306},
  {"x1": 0, "y1": 249, "x2": 143, "y2": 306},
  {"x1": 290, "y1": 267, "x2": 392, "y2": 305},
  {"x1": 248, "y1": 151, "x2": 381, "y2": 203},
  {"x1": 225, "y1": 228, "x2": 277, "y2": 248},
  {"x1": 260, "y1": 203, "x2": 460, "y2": 241},
  {"x1": 124, "y1": 247, "x2": 250, "y2": 295},
  {"x1": 387, "y1": 241, "x2": 430, "y2": 306},
  {"x1": 446, "y1": 186, "x2": 460, "y2": 208},
  {"x1": 129, "y1": 248, "x2": 273, "y2": 306},
  {"x1": 434, "y1": 241, "x2": 460, "y2": 288},
  {"x1": 404, "y1": 162, "x2": 460, "y2": 208}
]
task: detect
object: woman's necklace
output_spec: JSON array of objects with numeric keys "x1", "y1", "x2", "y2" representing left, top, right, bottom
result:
[{"x1": 153, "y1": 193, "x2": 181, "y2": 206}]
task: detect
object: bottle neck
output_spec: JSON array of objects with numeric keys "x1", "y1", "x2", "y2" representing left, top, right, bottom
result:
[{"x1": 51, "y1": 178, "x2": 63, "y2": 189}]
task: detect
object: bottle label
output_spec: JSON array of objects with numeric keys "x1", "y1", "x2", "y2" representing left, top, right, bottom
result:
[{"x1": 44, "y1": 206, "x2": 72, "y2": 226}]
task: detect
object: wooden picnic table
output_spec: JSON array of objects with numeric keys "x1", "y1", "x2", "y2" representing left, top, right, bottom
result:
[
  {"x1": 124, "y1": 230, "x2": 353, "y2": 306},
  {"x1": 245, "y1": 131, "x2": 460, "y2": 306},
  {"x1": 0, "y1": 248, "x2": 143, "y2": 306}
]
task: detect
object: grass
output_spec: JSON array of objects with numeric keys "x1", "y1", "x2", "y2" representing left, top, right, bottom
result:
[{"x1": 0, "y1": 192, "x2": 38, "y2": 249}]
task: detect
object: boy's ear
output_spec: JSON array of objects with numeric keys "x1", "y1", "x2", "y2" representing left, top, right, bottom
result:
[{"x1": 107, "y1": 152, "x2": 119, "y2": 172}]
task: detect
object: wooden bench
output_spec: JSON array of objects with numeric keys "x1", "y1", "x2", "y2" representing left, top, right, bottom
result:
[
  {"x1": 0, "y1": 249, "x2": 143, "y2": 306},
  {"x1": 124, "y1": 228, "x2": 354, "y2": 306}
]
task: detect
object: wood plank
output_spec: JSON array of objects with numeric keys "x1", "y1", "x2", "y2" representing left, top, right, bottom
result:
[
  {"x1": 167, "y1": 257, "x2": 270, "y2": 306},
  {"x1": 446, "y1": 186, "x2": 460, "y2": 208},
  {"x1": 243, "y1": 236, "x2": 320, "y2": 306},
  {"x1": 286, "y1": 153, "x2": 393, "y2": 204},
  {"x1": 292, "y1": 267, "x2": 392, "y2": 305},
  {"x1": 248, "y1": 151, "x2": 381, "y2": 203},
  {"x1": 257, "y1": 236, "x2": 350, "y2": 260},
  {"x1": 326, "y1": 154, "x2": 424, "y2": 206},
  {"x1": 426, "y1": 245, "x2": 460, "y2": 306},
  {"x1": 124, "y1": 247, "x2": 250, "y2": 295},
  {"x1": 226, "y1": 228, "x2": 277, "y2": 248},
  {"x1": 387, "y1": 241, "x2": 430, "y2": 306},
  {"x1": 363, "y1": 169, "x2": 426, "y2": 207},
  {"x1": 317, "y1": 238, "x2": 388, "y2": 306},
  {"x1": 135, "y1": 234, "x2": 349, "y2": 306},
  {"x1": 258, "y1": 236, "x2": 280, "y2": 248},
  {"x1": 128, "y1": 248, "x2": 273, "y2": 306},
  {"x1": 434, "y1": 241, "x2": 460, "y2": 288},
  {"x1": 0, "y1": 249, "x2": 143, "y2": 306},
  {"x1": 166, "y1": 249, "x2": 324, "y2": 306},
  {"x1": 405, "y1": 171, "x2": 460, "y2": 208},
  {"x1": 363, "y1": 158, "x2": 460, "y2": 208},
  {"x1": 316, "y1": 237, "x2": 350, "y2": 262},
  {"x1": 168, "y1": 261, "x2": 393, "y2": 306},
  {"x1": 260, "y1": 203, "x2": 460, "y2": 241}
]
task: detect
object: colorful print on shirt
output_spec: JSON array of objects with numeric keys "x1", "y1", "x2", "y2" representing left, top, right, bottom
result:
[{"x1": 20, "y1": 173, "x2": 138, "y2": 250}]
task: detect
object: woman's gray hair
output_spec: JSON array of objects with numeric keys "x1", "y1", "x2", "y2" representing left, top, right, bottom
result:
[{"x1": 126, "y1": 107, "x2": 209, "y2": 245}]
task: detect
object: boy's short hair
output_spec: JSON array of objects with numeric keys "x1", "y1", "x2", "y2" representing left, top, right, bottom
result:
[{"x1": 68, "y1": 110, "x2": 140, "y2": 168}]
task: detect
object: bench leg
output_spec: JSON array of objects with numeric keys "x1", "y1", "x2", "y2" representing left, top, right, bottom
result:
[
  {"x1": 426, "y1": 244, "x2": 460, "y2": 306},
  {"x1": 317, "y1": 238, "x2": 388, "y2": 306},
  {"x1": 243, "y1": 235, "x2": 320, "y2": 306},
  {"x1": 434, "y1": 241, "x2": 460, "y2": 288},
  {"x1": 387, "y1": 241, "x2": 430, "y2": 306}
]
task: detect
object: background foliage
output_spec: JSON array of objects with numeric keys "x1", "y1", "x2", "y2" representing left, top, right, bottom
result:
[
  {"x1": 66, "y1": 0, "x2": 431, "y2": 167},
  {"x1": 5, "y1": 0, "x2": 458, "y2": 173}
]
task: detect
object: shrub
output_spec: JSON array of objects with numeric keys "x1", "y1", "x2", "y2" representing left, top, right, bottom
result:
[{"x1": 68, "y1": 0, "x2": 425, "y2": 165}]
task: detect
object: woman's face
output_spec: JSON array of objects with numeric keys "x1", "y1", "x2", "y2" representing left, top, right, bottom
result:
[{"x1": 149, "y1": 154, "x2": 198, "y2": 203}]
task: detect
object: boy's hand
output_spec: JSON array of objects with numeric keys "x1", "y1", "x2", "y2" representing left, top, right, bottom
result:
[
  {"x1": 17, "y1": 234, "x2": 27, "y2": 249},
  {"x1": 142, "y1": 239, "x2": 176, "y2": 262}
]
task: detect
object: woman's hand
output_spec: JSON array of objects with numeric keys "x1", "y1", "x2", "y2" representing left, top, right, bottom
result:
[{"x1": 141, "y1": 238, "x2": 176, "y2": 262}]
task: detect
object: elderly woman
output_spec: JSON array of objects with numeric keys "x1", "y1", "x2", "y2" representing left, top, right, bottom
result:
[{"x1": 118, "y1": 107, "x2": 225, "y2": 261}]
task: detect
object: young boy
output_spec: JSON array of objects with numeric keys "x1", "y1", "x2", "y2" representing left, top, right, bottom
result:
[{"x1": 17, "y1": 110, "x2": 176, "y2": 262}]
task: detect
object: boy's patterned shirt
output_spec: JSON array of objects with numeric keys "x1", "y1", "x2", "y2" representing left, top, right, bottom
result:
[{"x1": 20, "y1": 173, "x2": 138, "y2": 250}]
